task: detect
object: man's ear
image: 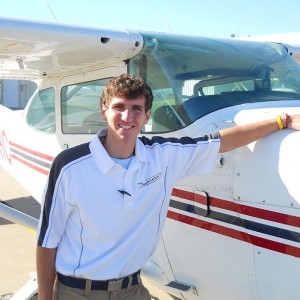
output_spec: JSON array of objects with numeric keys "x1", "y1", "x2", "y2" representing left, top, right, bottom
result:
[
  {"x1": 144, "y1": 110, "x2": 151, "y2": 124},
  {"x1": 101, "y1": 104, "x2": 107, "y2": 121}
]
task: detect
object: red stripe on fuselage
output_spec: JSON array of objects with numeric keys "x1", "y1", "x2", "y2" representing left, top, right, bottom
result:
[
  {"x1": 12, "y1": 154, "x2": 49, "y2": 175},
  {"x1": 167, "y1": 210, "x2": 300, "y2": 258},
  {"x1": 172, "y1": 188, "x2": 300, "y2": 228},
  {"x1": 9, "y1": 141, "x2": 54, "y2": 162}
]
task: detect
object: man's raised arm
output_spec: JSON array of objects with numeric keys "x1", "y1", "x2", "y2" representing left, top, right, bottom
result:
[{"x1": 219, "y1": 114, "x2": 300, "y2": 153}]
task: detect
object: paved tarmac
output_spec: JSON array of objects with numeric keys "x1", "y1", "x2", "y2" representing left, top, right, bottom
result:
[{"x1": 0, "y1": 166, "x2": 40, "y2": 299}]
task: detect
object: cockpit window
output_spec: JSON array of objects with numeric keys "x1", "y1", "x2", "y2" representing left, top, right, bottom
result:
[
  {"x1": 26, "y1": 88, "x2": 55, "y2": 133},
  {"x1": 129, "y1": 33, "x2": 300, "y2": 133},
  {"x1": 61, "y1": 79, "x2": 109, "y2": 134}
]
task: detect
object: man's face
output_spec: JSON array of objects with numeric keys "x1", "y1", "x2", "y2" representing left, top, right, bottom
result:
[{"x1": 101, "y1": 96, "x2": 150, "y2": 144}]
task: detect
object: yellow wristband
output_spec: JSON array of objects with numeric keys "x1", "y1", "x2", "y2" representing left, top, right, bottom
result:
[{"x1": 277, "y1": 115, "x2": 284, "y2": 129}]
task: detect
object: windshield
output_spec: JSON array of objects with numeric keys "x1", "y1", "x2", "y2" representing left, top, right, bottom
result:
[{"x1": 129, "y1": 33, "x2": 300, "y2": 133}]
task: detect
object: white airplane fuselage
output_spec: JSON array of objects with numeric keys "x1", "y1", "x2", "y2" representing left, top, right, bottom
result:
[{"x1": 0, "y1": 17, "x2": 300, "y2": 300}]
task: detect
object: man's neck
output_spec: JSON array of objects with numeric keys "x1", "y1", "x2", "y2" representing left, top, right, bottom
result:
[{"x1": 103, "y1": 135, "x2": 135, "y2": 159}]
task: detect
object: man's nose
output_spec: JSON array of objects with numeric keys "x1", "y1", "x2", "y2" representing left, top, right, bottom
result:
[{"x1": 121, "y1": 109, "x2": 132, "y2": 121}]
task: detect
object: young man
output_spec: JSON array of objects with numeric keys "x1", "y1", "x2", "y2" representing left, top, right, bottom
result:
[{"x1": 36, "y1": 74, "x2": 300, "y2": 300}]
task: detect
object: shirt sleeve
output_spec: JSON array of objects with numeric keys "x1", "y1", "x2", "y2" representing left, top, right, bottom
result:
[
  {"x1": 140, "y1": 133, "x2": 221, "y2": 182},
  {"x1": 178, "y1": 134, "x2": 220, "y2": 179},
  {"x1": 37, "y1": 156, "x2": 68, "y2": 248}
]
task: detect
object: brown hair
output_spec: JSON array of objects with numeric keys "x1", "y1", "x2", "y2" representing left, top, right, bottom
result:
[{"x1": 101, "y1": 74, "x2": 153, "y2": 112}]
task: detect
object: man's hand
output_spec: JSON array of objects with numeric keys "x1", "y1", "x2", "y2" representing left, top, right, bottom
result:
[{"x1": 287, "y1": 114, "x2": 300, "y2": 130}]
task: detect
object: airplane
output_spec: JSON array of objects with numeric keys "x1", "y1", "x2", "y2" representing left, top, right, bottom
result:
[{"x1": 0, "y1": 16, "x2": 300, "y2": 300}]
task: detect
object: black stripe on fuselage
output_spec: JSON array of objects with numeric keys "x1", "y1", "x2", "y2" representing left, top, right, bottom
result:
[
  {"x1": 170, "y1": 199, "x2": 300, "y2": 243},
  {"x1": 10, "y1": 147, "x2": 52, "y2": 169}
]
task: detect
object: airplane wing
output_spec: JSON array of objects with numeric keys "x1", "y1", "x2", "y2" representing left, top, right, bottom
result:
[
  {"x1": 0, "y1": 17, "x2": 143, "y2": 79},
  {"x1": 241, "y1": 32, "x2": 300, "y2": 63}
]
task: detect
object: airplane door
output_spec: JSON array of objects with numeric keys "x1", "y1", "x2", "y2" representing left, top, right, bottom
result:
[
  {"x1": 162, "y1": 184, "x2": 258, "y2": 300},
  {"x1": 56, "y1": 63, "x2": 127, "y2": 149}
]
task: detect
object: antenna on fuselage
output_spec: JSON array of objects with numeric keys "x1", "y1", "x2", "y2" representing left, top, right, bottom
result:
[
  {"x1": 44, "y1": 0, "x2": 58, "y2": 22},
  {"x1": 156, "y1": 11, "x2": 173, "y2": 33}
]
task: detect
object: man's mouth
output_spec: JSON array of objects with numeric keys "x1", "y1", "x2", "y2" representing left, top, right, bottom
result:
[{"x1": 119, "y1": 124, "x2": 134, "y2": 130}]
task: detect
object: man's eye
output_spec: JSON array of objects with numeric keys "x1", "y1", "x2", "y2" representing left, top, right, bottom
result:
[{"x1": 113, "y1": 105, "x2": 123, "y2": 111}]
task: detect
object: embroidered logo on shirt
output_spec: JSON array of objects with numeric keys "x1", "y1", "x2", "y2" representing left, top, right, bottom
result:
[{"x1": 138, "y1": 172, "x2": 162, "y2": 188}]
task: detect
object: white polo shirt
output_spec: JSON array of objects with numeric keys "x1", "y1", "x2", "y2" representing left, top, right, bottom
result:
[{"x1": 37, "y1": 128, "x2": 220, "y2": 280}]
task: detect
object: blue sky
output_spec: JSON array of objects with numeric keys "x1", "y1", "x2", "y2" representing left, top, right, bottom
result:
[{"x1": 0, "y1": 0, "x2": 299, "y2": 38}]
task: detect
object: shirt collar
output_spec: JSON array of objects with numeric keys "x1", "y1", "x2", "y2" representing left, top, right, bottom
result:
[{"x1": 89, "y1": 128, "x2": 152, "y2": 174}]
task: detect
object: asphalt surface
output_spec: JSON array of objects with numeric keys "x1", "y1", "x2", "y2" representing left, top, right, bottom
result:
[{"x1": 0, "y1": 165, "x2": 40, "y2": 299}]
